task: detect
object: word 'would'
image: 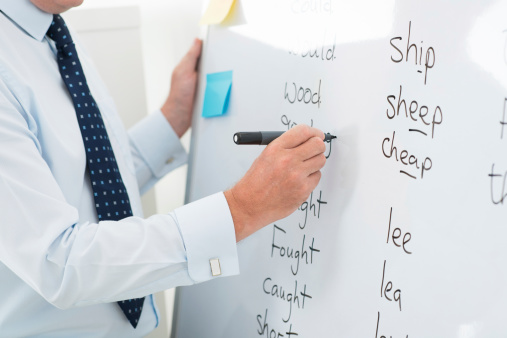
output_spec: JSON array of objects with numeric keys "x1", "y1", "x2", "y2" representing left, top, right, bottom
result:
[{"x1": 288, "y1": 31, "x2": 336, "y2": 62}]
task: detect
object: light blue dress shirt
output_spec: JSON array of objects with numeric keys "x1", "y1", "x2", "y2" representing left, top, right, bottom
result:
[{"x1": 0, "y1": 1, "x2": 239, "y2": 337}]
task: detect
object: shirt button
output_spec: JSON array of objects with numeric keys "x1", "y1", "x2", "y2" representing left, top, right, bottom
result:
[{"x1": 166, "y1": 157, "x2": 174, "y2": 164}]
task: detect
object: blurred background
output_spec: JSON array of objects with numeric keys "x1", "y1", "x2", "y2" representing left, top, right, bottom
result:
[{"x1": 64, "y1": 1, "x2": 205, "y2": 336}]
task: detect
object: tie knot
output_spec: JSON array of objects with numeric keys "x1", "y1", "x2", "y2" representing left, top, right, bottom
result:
[{"x1": 46, "y1": 14, "x2": 73, "y2": 49}]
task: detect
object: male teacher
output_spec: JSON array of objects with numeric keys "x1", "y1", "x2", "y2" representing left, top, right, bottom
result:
[{"x1": 0, "y1": 0, "x2": 327, "y2": 336}]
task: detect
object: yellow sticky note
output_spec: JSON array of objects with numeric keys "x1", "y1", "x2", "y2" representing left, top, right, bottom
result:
[{"x1": 200, "y1": 0, "x2": 236, "y2": 25}]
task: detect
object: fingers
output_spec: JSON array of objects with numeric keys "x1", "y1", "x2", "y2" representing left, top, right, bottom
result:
[
  {"x1": 302, "y1": 153, "x2": 326, "y2": 176},
  {"x1": 181, "y1": 38, "x2": 202, "y2": 71},
  {"x1": 306, "y1": 170, "x2": 322, "y2": 190},
  {"x1": 295, "y1": 136, "x2": 326, "y2": 161},
  {"x1": 276, "y1": 125, "x2": 325, "y2": 149}
]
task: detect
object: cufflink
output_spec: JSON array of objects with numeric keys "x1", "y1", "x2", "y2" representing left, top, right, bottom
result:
[
  {"x1": 166, "y1": 157, "x2": 175, "y2": 164},
  {"x1": 209, "y1": 258, "x2": 221, "y2": 276}
]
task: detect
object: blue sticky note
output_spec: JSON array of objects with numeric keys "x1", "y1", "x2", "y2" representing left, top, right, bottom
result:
[{"x1": 202, "y1": 70, "x2": 233, "y2": 118}]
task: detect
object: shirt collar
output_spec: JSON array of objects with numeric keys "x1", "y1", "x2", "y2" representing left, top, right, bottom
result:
[{"x1": 0, "y1": 0, "x2": 53, "y2": 41}]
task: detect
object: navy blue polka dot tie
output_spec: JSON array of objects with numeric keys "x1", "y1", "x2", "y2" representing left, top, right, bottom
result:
[{"x1": 47, "y1": 14, "x2": 144, "y2": 328}]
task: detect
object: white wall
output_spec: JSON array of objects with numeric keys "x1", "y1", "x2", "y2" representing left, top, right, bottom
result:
[
  {"x1": 78, "y1": 0, "x2": 204, "y2": 211},
  {"x1": 67, "y1": 1, "x2": 204, "y2": 337}
]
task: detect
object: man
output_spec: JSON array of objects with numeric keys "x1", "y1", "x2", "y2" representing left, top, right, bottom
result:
[{"x1": 0, "y1": 0, "x2": 327, "y2": 336}]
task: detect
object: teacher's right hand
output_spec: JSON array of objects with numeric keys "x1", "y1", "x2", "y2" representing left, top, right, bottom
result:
[{"x1": 224, "y1": 124, "x2": 327, "y2": 242}]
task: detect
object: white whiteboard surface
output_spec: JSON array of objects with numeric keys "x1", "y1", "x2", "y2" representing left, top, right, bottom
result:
[{"x1": 174, "y1": 0, "x2": 507, "y2": 337}]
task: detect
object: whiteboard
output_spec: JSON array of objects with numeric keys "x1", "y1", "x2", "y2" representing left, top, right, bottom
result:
[{"x1": 173, "y1": 0, "x2": 507, "y2": 337}]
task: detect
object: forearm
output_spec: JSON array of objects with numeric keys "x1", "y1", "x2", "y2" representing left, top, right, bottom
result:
[
  {"x1": 128, "y1": 110, "x2": 187, "y2": 194},
  {"x1": 1, "y1": 192, "x2": 238, "y2": 309}
]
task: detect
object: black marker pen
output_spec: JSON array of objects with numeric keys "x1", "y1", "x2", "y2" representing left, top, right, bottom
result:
[{"x1": 233, "y1": 131, "x2": 336, "y2": 145}]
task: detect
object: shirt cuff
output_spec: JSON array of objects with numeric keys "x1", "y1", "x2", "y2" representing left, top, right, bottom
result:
[
  {"x1": 128, "y1": 110, "x2": 187, "y2": 179},
  {"x1": 174, "y1": 192, "x2": 239, "y2": 282}
]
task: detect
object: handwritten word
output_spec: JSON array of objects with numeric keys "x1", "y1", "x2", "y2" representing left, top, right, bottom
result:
[
  {"x1": 298, "y1": 190, "x2": 327, "y2": 229},
  {"x1": 288, "y1": 32, "x2": 336, "y2": 62},
  {"x1": 503, "y1": 29, "x2": 507, "y2": 65},
  {"x1": 488, "y1": 163, "x2": 507, "y2": 204},
  {"x1": 386, "y1": 208, "x2": 412, "y2": 254},
  {"x1": 382, "y1": 131, "x2": 433, "y2": 179},
  {"x1": 290, "y1": 0, "x2": 333, "y2": 14},
  {"x1": 390, "y1": 21, "x2": 435, "y2": 85},
  {"x1": 386, "y1": 85, "x2": 443, "y2": 138},
  {"x1": 271, "y1": 225, "x2": 320, "y2": 276},
  {"x1": 284, "y1": 80, "x2": 322, "y2": 108},
  {"x1": 281, "y1": 114, "x2": 313, "y2": 131},
  {"x1": 501, "y1": 98, "x2": 507, "y2": 139},
  {"x1": 263, "y1": 278, "x2": 312, "y2": 322},
  {"x1": 375, "y1": 312, "x2": 409, "y2": 338},
  {"x1": 257, "y1": 309, "x2": 299, "y2": 338},
  {"x1": 380, "y1": 260, "x2": 402, "y2": 311}
]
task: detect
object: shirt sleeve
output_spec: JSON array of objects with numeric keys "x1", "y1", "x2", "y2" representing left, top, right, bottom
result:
[
  {"x1": 175, "y1": 193, "x2": 240, "y2": 282},
  {"x1": 128, "y1": 110, "x2": 188, "y2": 194},
  {"x1": 0, "y1": 81, "x2": 239, "y2": 310}
]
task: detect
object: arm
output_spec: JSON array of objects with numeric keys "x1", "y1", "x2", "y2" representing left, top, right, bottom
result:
[
  {"x1": 146, "y1": 39, "x2": 327, "y2": 242},
  {"x1": 0, "y1": 79, "x2": 238, "y2": 309},
  {"x1": 160, "y1": 39, "x2": 202, "y2": 138},
  {"x1": 226, "y1": 125, "x2": 327, "y2": 241},
  {"x1": 128, "y1": 111, "x2": 187, "y2": 195},
  {"x1": 128, "y1": 39, "x2": 202, "y2": 193}
]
